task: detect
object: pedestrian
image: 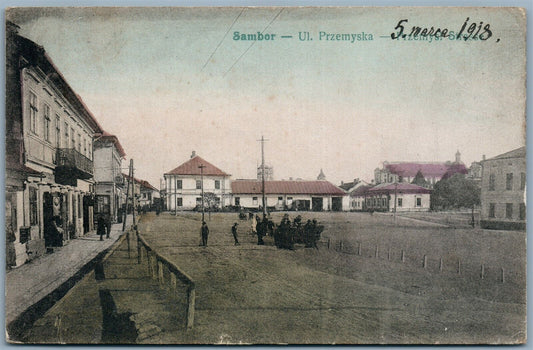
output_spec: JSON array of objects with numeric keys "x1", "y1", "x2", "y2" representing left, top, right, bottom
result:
[
  {"x1": 97, "y1": 214, "x2": 106, "y2": 241},
  {"x1": 231, "y1": 223, "x2": 240, "y2": 245},
  {"x1": 201, "y1": 221, "x2": 209, "y2": 247},
  {"x1": 105, "y1": 213, "x2": 112, "y2": 239},
  {"x1": 251, "y1": 214, "x2": 257, "y2": 235}
]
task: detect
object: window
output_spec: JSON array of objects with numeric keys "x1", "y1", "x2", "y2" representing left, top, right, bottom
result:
[
  {"x1": 143, "y1": 193, "x2": 147, "y2": 199},
  {"x1": 416, "y1": 197, "x2": 422, "y2": 207},
  {"x1": 29, "y1": 187, "x2": 38, "y2": 226},
  {"x1": 489, "y1": 174, "x2": 496, "y2": 191},
  {"x1": 29, "y1": 91, "x2": 38, "y2": 133},
  {"x1": 215, "y1": 180, "x2": 220, "y2": 189},
  {"x1": 70, "y1": 128, "x2": 75, "y2": 149},
  {"x1": 77, "y1": 133, "x2": 81, "y2": 152},
  {"x1": 55, "y1": 115, "x2": 61, "y2": 147},
  {"x1": 235, "y1": 197, "x2": 240, "y2": 206},
  {"x1": 506, "y1": 203, "x2": 513, "y2": 219},
  {"x1": 196, "y1": 180, "x2": 202, "y2": 190},
  {"x1": 520, "y1": 172, "x2": 526, "y2": 190},
  {"x1": 176, "y1": 180, "x2": 182, "y2": 189},
  {"x1": 148, "y1": 193, "x2": 152, "y2": 200},
  {"x1": 278, "y1": 196, "x2": 283, "y2": 204},
  {"x1": 64, "y1": 122, "x2": 69, "y2": 148},
  {"x1": 489, "y1": 203, "x2": 496, "y2": 218},
  {"x1": 252, "y1": 197, "x2": 258, "y2": 205},
  {"x1": 506, "y1": 173, "x2": 513, "y2": 190},
  {"x1": 176, "y1": 197, "x2": 183, "y2": 207},
  {"x1": 397, "y1": 198, "x2": 403, "y2": 207},
  {"x1": 43, "y1": 104, "x2": 50, "y2": 141},
  {"x1": 83, "y1": 138, "x2": 87, "y2": 156},
  {"x1": 519, "y1": 203, "x2": 526, "y2": 220}
]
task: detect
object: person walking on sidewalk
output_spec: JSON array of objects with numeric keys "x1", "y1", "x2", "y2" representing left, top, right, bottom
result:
[
  {"x1": 201, "y1": 221, "x2": 209, "y2": 246},
  {"x1": 105, "y1": 213, "x2": 112, "y2": 239},
  {"x1": 231, "y1": 222, "x2": 239, "y2": 245},
  {"x1": 97, "y1": 214, "x2": 106, "y2": 241}
]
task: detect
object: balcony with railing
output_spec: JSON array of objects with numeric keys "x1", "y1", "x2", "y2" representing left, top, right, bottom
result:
[{"x1": 55, "y1": 148, "x2": 93, "y2": 184}]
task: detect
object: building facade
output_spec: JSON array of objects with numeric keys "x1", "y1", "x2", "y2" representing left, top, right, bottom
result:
[
  {"x1": 93, "y1": 132, "x2": 126, "y2": 223},
  {"x1": 364, "y1": 183, "x2": 431, "y2": 212},
  {"x1": 6, "y1": 23, "x2": 103, "y2": 267},
  {"x1": 374, "y1": 151, "x2": 468, "y2": 187},
  {"x1": 480, "y1": 147, "x2": 526, "y2": 230},
  {"x1": 139, "y1": 180, "x2": 160, "y2": 209},
  {"x1": 231, "y1": 180, "x2": 346, "y2": 211},
  {"x1": 164, "y1": 152, "x2": 231, "y2": 211}
]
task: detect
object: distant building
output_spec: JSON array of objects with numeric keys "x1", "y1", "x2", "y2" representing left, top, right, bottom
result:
[
  {"x1": 339, "y1": 178, "x2": 370, "y2": 210},
  {"x1": 467, "y1": 156, "x2": 484, "y2": 185},
  {"x1": 231, "y1": 179, "x2": 346, "y2": 211},
  {"x1": 139, "y1": 180, "x2": 160, "y2": 208},
  {"x1": 374, "y1": 151, "x2": 468, "y2": 187},
  {"x1": 349, "y1": 184, "x2": 373, "y2": 211},
  {"x1": 93, "y1": 131, "x2": 126, "y2": 223},
  {"x1": 317, "y1": 169, "x2": 326, "y2": 180},
  {"x1": 365, "y1": 183, "x2": 431, "y2": 212},
  {"x1": 6, "y1": 22, "x2": 103, "y2": 266},
  {"x1": 164, "y1": 151, "x2": 231, "y2": 211},
  {"x1": 480, "y1": 147, "x2": 526, "y2": 230},
  {"x1": 257, "y1": 164, "x2": 273, "y2": 181}
]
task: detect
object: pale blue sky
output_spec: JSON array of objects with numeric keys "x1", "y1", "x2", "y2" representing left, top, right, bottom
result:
[{"x1": 8, "y1": 7, "x2": 526, "y2": 187}]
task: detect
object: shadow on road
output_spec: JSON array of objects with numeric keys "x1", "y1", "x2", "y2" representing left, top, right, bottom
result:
[{"x1": 99, "y1": 288, "x2": 137, "y2": 344}]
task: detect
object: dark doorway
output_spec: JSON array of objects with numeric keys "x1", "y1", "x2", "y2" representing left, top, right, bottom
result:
[
  {"x1": 332, "y1": 197, "x2": 342, "y2": 211},
  {"x1": 312, "y1": 197, "x2": 323, "y2": 212},
  {"x1": 43, "y1": 192, "x2": 56, "y2": 247}
]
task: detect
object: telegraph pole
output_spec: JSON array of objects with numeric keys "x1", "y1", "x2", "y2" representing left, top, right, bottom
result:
[
  {"x1": 131, "y1": 159, "x2": 136, "y2": 226},
  {"x1": 257, "y1": 135, "x2": 269, "y2": 220},
  {"x1": 394, "y1": 182, "x2": 398, "y2": 223},
  {"x1": 199, "y1": 164, "x2": 205, "y2": 222},
  {"x1": 122, "y1": 159, "x2": 133, "y2": 232}
]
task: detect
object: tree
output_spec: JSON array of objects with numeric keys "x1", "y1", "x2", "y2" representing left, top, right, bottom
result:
[
  {"x1": 411, "y1": 170, "x2": 429, "y2": 187},
  {"x1": 202, "y1": 192, "x2": 219, "y2": 220},
  {"x1": 431, "y1": 174, "x2": 480, "y2": 210}
]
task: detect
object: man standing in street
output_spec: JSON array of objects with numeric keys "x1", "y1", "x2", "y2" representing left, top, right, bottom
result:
[
  {"x1": 201, "y1": 221, "x2": 209, "y2": 247},
  {"x1": 231, "y1": 222, "x2": 239, "y2": 245}
]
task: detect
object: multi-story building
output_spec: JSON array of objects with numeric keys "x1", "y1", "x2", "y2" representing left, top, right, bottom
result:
[
  {"x1": 6, "y1": 22, "x2": 103, "y2": 266},
  {"x1": 480, "y1": 147, "x2": 526, "y2": 230},
  {"x1": 93, "y1": 131, "x2": 126, "y2": 223},
  {"x1": 374, "y1": 151, "x2": 468, "y2": 187},
  {"x1": 164, "y1": 152, "x2": 231, "y2": 211},
  {"x1": 139, "y1": 180, "x2": 160, "y2": 209}
]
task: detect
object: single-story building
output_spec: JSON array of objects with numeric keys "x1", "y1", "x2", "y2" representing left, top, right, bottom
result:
[{"x1": 365, "y1": 182, "x2": 431, "y2": 212}]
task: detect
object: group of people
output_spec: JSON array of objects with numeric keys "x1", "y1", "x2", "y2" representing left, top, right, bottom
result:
[
  {"x1": 97, "y1": 213, "x2": 112, "y2": 241},
  {"x1": 273, "y1": 214, "x2": 323, "y2": 250}
]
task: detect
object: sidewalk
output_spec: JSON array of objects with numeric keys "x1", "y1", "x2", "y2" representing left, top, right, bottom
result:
[{"x1": 5, "y1": 215, "x2": 134, "y2": 327}]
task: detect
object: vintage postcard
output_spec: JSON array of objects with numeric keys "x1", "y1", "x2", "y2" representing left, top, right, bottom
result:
[{"x1": 5, "y1": 6, "x2": 526, "y2": 344}]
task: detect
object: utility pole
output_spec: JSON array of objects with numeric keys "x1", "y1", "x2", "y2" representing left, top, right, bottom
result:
[
  {"x1": 131, "y1": 159, "x2": 136, "y2": 226},
  {"x1": 199, "y1": 164, "x2": 205, "y2": 222},
  {"x1": 257, "y1": 135, "x2": 269, "y2": 220},
  {"x1": 394, "y1": 182, "x2": 398, "y2": 223},
  {"x1": 122, "y1": 159, "x2": 133, "y2": 232}
]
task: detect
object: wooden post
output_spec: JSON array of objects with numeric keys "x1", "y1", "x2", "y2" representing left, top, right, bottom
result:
[
  {"x1": 339, "y1": 240, "x2": 343, "y2": 251},
  {"x1": 158, "y1": 260, "x2": 164, "y2": 285},
  {"x1": 387, "y1": 247, "x2": 391, "y2": 261},
  {"x1": 423, "y1": 255, "x2": 427, "y2": 269},
  {"x1": 186, "y1": 283, "x2": 196, "y2": 329},
  {"x1": 170, "y1": 273, "x2": 177, "y2": 292},
  {"x1": 439, "y1": 258, "x2": 443, "y2": 272},
  {"x1": 137, "y1": 237, "x2": 142, "y2": 264},
  {"x1": 401, "y1": 250, "x2": 405, "y2": 263},
  {"x1": 480, "y1": 264, "x2": 485, "y2": 279},
  {"x1": 150, "y1": 253, "x2": 157, "y2": 280},
  {"x1": 457, "y1": 259, "x2": 461, "y2": 274},
  {"x1": 327, "y1": 238, "x2": 330, "y2": 249},
  {"x1": 501, "y1": 268, "x2": 505, "y2": 283},
  {"x1": 375, "y1": 245, "x2": 379, "y2": 258},
  {"x1": 358, "y1": 242, "x2": 361, "y2": 256}
]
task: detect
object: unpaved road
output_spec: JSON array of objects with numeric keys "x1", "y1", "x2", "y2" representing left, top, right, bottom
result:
[{"x1": 139, "y1": 212, "x2": 526, "y2": 344}]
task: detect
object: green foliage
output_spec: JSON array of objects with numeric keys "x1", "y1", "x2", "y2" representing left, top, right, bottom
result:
[
  {"x1": 411, "y1": 170, "x2": 429, "y2": 187},
  {"x1": 431, "y1": 174, "x2": 480, "y2": 210}
]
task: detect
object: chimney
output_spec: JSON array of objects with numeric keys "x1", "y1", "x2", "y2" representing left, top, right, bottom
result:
[
  {"x1": 191, "y1": 150, "x2": 196, "y2": 158},
  {"x1": 482, "y1": 154, "x2": 486, "y2": 161}
]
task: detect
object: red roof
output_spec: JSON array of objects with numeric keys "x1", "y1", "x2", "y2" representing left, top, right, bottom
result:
[
  {"x1": 349, "y1": 185, "x2": 373, "y2": 197},
  {"x1": 231, "y1": 180, "x2": 345, "y2": 196},
  {"x1": 140, "y1": 180, "x2": 158, "y2": 191},
  {"x1": 165, "y1": 155, "x2": 229, "y2": 176},
  {"x1": 367, "y1": 183, "x2": 431, "y2": 195},
  {"x1": 385, "y1": 162, "x2": 467, "y2": 178}
]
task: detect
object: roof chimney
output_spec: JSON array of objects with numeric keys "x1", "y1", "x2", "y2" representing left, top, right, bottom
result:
[
  {"x1": 482, "y1": 154, "x2": 486, "y2": 161},
  {"x1": 191, "y1": 150, "x2": 196, "y2": 158}
]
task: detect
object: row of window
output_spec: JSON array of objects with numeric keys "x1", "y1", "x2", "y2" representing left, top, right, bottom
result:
[
  {"x1": 174, "y1": 179, "x2": 221, "y2": 190},
  {"x1": 488, "y1": 202, "x2": 526, "y2": 220},
  {"x1": 365, "y1": 197, "x2": 422, "y2": 207},
  {"x1": 28, "y1": 90, "x2": 92, "y2": 159},
  {"x1": 488, "y1": 172, "x2": 526, "y2": 191}
]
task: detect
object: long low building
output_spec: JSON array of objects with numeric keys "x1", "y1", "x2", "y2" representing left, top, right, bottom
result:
[
  {"x1": 362, "y1": 183, "x2": 431, "y2": 212},
  {"x1": 231, "y1": 179, "x2": 346, "y2": 211}
]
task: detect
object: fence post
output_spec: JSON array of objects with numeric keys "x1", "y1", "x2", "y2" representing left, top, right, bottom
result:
[
  {"x1": 137, "y1": 237, "x2": 142, "y2": 264},
  {"x1": 358, "y1": 242, "x2": 361, "y2": 256},
  {"x1": 150, "y1": 253, "x2": 157, "y2": 280},
  {"x1": 170, "y1": 273, "x2": 177, "y2": 292},
  {"x1": 401, "y1": 250, "x2": 405, "y2": 263},
  {"x1": 375, "y1": 245, "x2": 379, "y2": 258},
  {"x1": 158, "y1": 260, "x2": 164, "y2": 285},
  {"x1": 339, "y1": 240, "x2": 343, "y2": 251},
  {"x1": 480, "y1": 264, "x2": 485, "y2": 279},
  {"x1": 457, "y1": 259, "x2": 461, "y2": 274},
  {"x1": 186, "y1": 283, "x2": 196, "y2": 329},
  {"x1": 327, "y1": 238, "x2": 330, "y2": 249},
  {"x1": 501, "y1": 267, "x2": 505, "y2": 283},
  {"x1": 439, "y1": 258, "x2": 443, "y2": 272},
  {"x1": 387, "y1": 247, "x2": 391, "y2": 261},
  {"x1": 423, "y1": 255, "x2": 427, "y2": 269}
]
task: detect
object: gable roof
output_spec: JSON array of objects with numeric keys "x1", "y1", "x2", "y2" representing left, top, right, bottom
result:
[
  {"x1": 165, "y1": 155, "x2": 230, "y2": 176},
  {"x1": 384, "y1": 162, "x2": 467, "y2": 178},
  {"x1": 139, "y1": 180, "x2": 158, "y2": 192},
  {"x1": 231, "y1": 180, "x2": 345, "y2": 196},
  {"x1": 350, "y1": 185, "x2": 373, "y2": 197},
  {"x1": 367, "y1": 182, "x2": 431, "y2": 194},
  {"x1": 485, "y1": 146, "x2": 526, "y2": 161}
]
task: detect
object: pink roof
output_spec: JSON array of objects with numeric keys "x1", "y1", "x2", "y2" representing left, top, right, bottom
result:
[
  {"x1": 231, "y1": 180, "x2": 345, "y2": 195},
  {"x1": 367, "y1": 183, "x2": 431, "y2": 194},
  {"x1": 165, "y1": 155, "x2": 230, "y2": 176},
  {"x1": 385, "y1": 162, "x2": 467, "y2": 178}
]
